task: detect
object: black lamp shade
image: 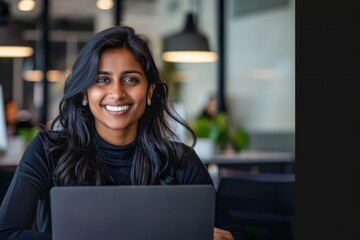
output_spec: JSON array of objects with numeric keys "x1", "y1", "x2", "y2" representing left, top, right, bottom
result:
[
  {"x1": 162, "y1": 13, "x2": 217, "y2": 63},
  {"x1": 0, "y1": 24, "x2": 34, "y2": 58},
  {"x1": 164, "y1": 14, "x2": 210, "y2": 52},
  {"x1": 164, "y1": 31, "x2": 211, "y2": 52},
  {"x1": 0, "y1": 1, "x2": 33, "y2": 57},
  {"x1": 0, "y1": 23, "x2": 27, "y2": 45}
]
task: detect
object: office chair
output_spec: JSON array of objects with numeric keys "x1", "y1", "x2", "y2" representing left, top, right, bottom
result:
[{"x1": 216, "y1": 168, "x2": 295, "y2": 240}]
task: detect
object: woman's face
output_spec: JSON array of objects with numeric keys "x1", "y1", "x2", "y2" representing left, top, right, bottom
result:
[{"x1": 86, "y1": 47, "x2": 155, "y2": 145}]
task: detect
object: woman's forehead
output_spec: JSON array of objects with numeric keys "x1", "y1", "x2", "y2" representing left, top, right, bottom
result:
[{"x1": 98, "y1": 48, "x2": 143, "y2": 70}]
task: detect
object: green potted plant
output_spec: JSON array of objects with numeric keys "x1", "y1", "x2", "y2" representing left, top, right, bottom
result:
[
  {"x1": 17, "y1": 127, "x2": 39, "y2": 143},
  {"x1": 229, "y1": 127, "x2": 249, "y2": 152},
  {"x1": 191, "y1": 113, "x2": 249, "y2": 155},
  {"x1": 191, "y1": 113, "x2": 228, "y2": 159}
]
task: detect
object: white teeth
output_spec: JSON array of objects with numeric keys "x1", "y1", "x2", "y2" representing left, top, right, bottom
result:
[{"x1": 105, "y1": 105, "x2": 129, "y2": 112}]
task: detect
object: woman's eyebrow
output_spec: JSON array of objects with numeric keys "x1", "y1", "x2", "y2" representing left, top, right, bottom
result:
[
  {"x1": 97, "y1": 70, "x2": 143, "y2": 75},
  {"x1": 98, "y1": 70, "x2": 111, "y2": 75},
  {"x1": 121, "y1": 70, "x2": 143, "y2": 76}
]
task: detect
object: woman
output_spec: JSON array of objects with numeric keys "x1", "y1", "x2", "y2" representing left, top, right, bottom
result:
[{"x1": 0, "y1": 26, "x2": 248, "y2": 240}]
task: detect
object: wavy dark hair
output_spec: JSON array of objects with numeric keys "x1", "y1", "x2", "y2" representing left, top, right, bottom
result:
[{"x1": 43, "y1": 26, "x2": 196, "y2": 186}]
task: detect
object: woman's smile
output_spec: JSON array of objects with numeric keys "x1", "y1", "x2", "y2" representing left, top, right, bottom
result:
[{"x1": 104, "y1": 104, "x2": 130, "y2": 112}]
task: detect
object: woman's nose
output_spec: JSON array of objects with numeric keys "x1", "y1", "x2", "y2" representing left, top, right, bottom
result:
[{"x1": 109, "y1": 82, "x2": 126, "y2": 98}]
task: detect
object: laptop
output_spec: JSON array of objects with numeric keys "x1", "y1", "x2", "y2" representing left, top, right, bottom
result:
[
  {"x1": 50, "y1": 185, "x2": 215, "y2": 240},
  {"x1": 0, "y1": 85, "x2": 7, "y2": 155}
]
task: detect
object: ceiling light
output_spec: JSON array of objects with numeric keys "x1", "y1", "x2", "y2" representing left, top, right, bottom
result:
[
  {"x1": 18, "y1": 0, "x2": 36, "y2": 12},
  {"x1": 96, "y1": 0, "x2": 113, "y2": 10},
  {"x1": 0, "y1": 1, "x2": 34, "y2": 57},
  {"x1": 0, "y1": 24, "x2": 34, "y2": 57},
  {"x1": 46, "y1": 70, "x2": 65, "y2": 82},
  {"x1": 23, "y1": 70, "x2": 65, "y2": 82},
  {"x1": 162, "y1": 13, "x2": 217, "y2": 63},
  {"x1": 23, "y1": 70, "x2": 43, "y2": 82}
]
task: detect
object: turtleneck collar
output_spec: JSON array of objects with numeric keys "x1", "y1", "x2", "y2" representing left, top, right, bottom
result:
[{"x1": 94, "y1": 132, "x2": 135, "y2": 166}]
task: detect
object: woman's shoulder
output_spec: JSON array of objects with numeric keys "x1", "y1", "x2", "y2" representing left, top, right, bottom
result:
[
  {"x1": 170, "y1": 141, "x2": 204, "y2": 167},
  {"x1": 37, "y1": 129, "x2": 69, "y2": 142},
  {"x1": 171, "y1": 141, "x2": 192, "y2": 150},
  {"x1": 25, "y1": 130, "x2": 69, "y2": 154},
  {"x1": 27, "y1": 130, "x2": 70, "y2": 163},
  {"x1": 171, "y1": 141, "x2": 197, "y2": 157},
  {"x1": 170, "y1": 141, "x2": 212, "y2": 185}
]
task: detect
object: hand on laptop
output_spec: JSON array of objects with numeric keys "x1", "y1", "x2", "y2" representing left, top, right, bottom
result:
[{"x1": 214, "y1": 227, "x2": 234, "y2": 240}]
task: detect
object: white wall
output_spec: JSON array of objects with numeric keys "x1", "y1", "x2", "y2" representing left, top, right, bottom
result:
[
  {"x1": 157, "y1": 0, "x2": 295, "y2": 133},
  {"x1": 226, "y1": 0, "x2": 295, "y2": 132}
]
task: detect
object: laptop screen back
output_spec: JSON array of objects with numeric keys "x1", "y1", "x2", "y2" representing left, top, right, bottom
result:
[
  {"x1": 50, "y1": 185, "x2": 215, "y2": 240},
  {"x1": 0, "y1": 85, "x2": 7, "y2": 154}
]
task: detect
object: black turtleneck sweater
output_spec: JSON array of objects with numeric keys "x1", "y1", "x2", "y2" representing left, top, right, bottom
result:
[{"x1": 0, "y1": 132, "x2": 248, "y2": 240}]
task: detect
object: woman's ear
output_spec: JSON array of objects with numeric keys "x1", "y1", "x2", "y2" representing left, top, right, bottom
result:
[
  {"x1": 82, "y1": 93, "x2": 88, "y2": 106},
  {"x1": 148, "y1": 84, "x2": 156, "y2": 99}
]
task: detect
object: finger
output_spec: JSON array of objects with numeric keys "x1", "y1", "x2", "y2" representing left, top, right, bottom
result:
[
  {"x1": 213, "y1": 228, "x2": 234, "y2": 240},
  {"x1": 214, "y1": 227, "x2": 230, "y2": 234}
]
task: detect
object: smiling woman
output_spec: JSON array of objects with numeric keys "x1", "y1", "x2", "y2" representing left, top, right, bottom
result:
[{"x1": 0, "y1": 26, "x2": 250, "y2": 240}]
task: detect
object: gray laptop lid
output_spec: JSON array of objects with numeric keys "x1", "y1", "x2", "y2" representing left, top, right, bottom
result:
[{"x1": 50, "y1": 185, "x2": 215, "y2": 240}]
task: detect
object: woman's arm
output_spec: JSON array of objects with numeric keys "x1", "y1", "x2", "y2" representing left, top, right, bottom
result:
[{"x1": 0, "y1": 134, "x2": 52, "y2": 240}]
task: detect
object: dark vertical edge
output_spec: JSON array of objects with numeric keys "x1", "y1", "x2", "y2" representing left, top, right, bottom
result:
[
  {"x1": 217, "y1": 0, "x2": 226, "y2": 112},
  {"x1": 38, "y1": 0, "x2": 49, "y2": 124},
  {"x1": 114, "y1": 0, "x2": 122, "y2": 26},
  {"x1": 296, "y1": 1, "x2": 360, "y2": 239}
]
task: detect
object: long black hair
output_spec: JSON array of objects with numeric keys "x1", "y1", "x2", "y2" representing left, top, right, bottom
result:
[{"x1": 43, "y1": 26, "x2": 196, "y2": 186}]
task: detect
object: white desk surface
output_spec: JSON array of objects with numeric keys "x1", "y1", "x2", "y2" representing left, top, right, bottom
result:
[
  {"x1": 0, "y1": 136, "x2": 26, "y2": 170},
  {"x1": 201, "y1": 150, "x2": 295, "y2": 164},
  {"x1": 0, "y1": 155, "x2": 21, "y2": 167}
]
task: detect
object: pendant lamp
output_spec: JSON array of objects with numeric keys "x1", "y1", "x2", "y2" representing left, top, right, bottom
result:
[
  {"x1": 0, "y1": 1, "x2": 33, "y2": 58},
  {"x1": 162, "y1": 13, "x2": 217, "y2": 63},
  {"x1": 18, "y1": 0, "x2": 36, "y2": 12}
]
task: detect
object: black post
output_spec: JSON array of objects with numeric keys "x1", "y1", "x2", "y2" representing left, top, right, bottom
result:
[
  {"x1": 114, "y1": 0, "x2": 122, "y2": 26},
  {"x1": 37, "y1": 0, "x2": 49, "y2": 124},
  {"x1": 217, "y1": 0, "x2": 226, "y2": 112}
]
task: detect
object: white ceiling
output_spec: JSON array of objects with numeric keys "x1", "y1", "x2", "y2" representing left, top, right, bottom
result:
[{"x1": 6, "y1": 0, "x2": 156, "y2": 21}]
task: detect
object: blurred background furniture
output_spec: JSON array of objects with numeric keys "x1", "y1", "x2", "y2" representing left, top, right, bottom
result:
[
  {"x1": 204, "y1": 150, "x2": 294, "y2": 173},
  {"x1": 0, "y1": 135, "x2": 26, "y2": 206},
  {"x1": 204, "y1": 150, "x2": 295, "y2": 183},
  {"x1": 215, "y1": 168, "x2": 295, "y2": 240}
]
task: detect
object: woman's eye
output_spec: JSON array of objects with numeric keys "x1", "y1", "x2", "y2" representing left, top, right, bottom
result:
[
  {"x1": 123, "y1": 77, "x2": 139, "y2": 84},
  {"x1": 96, "y1": 77, "x2": 109, "y2": 83}
]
